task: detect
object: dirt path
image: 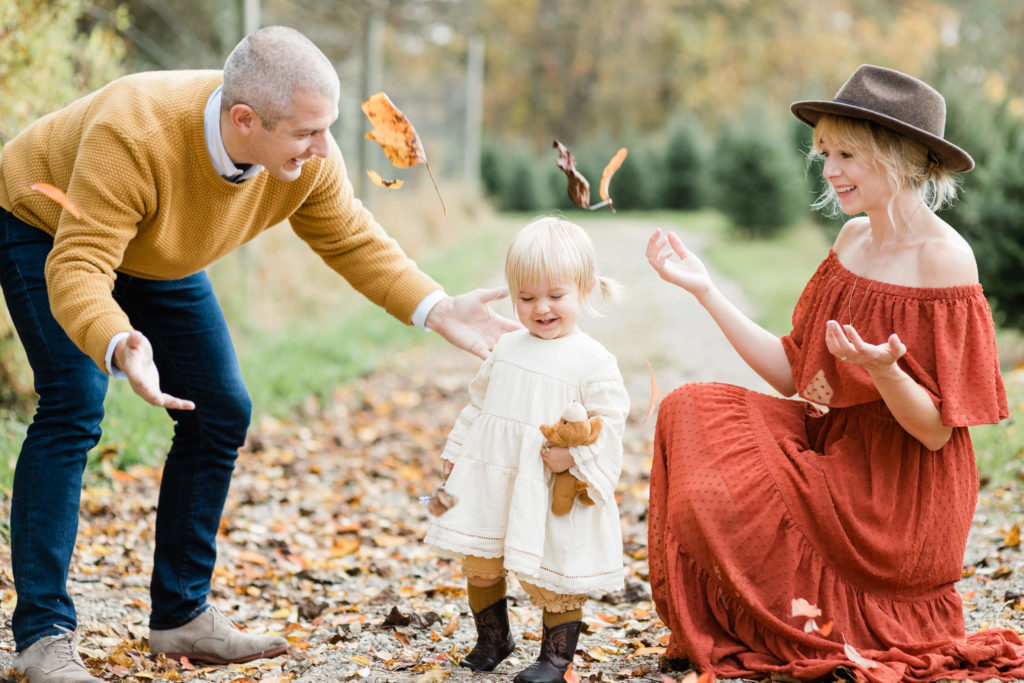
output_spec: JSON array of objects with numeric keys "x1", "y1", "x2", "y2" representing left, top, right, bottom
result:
[{"x1": 1, "y1": 217, "x2": 1021, "y2": 683}]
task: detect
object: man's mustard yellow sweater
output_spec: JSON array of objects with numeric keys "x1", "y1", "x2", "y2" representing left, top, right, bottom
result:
[{"x1": 0, "y1": 70, "x2": 439, "y2": 371}]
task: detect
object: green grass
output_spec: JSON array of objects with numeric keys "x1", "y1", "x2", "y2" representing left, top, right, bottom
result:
[
  {"x1": 972, "y1": 371, "x2": 1024, "y2": 487},
  {"x1": 86, "y1": 225, "x2": 510, "y2": 472},
  {"x1": 2, "y1": 210, "x2": 1022, "y2": 489},
  {"x1": 704, "y1": 219, "x2": 830, "y2": 335},
  {"x1": 0, "y1": 223, "x2": 510, "y2": 486}
]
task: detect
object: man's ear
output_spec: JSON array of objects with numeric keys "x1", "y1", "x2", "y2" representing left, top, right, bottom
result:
[{"x1": 229, "y1": 104, "x2": 258, "y2": 136}]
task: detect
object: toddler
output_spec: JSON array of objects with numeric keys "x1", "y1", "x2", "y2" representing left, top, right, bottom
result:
[{"x1": 425, "y1": 216, "x2": 629, "y2": 683}]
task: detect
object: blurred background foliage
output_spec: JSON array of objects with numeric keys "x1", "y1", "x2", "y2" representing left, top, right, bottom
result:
[{"x1": 0, "y1": 0, "x2": 1022, "y2": 474}]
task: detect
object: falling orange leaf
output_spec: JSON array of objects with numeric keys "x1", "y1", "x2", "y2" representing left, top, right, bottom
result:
[
  {"x1": 30, "y1": 182, "x2": 81, "y2": 219},
  {"x1": 1003, "y1": 523, "x2": 1020, "y2": 548},
  {"x1": 361, "y1": 92, "x2": 445, "y2": 213},
  {"x1": 640, "y1": 360, "x2": 659, "y2": 427},
  {"x1": 818, "y1": 619, "x2": 834, "y2": 637},
  {"x1": 366, "y1": 169, "x2": 404, "y2": 189},
  {"x1": 563, "y1": 663, "x2": 580, "y2": 683},
  {"x1": 599, "y1": 147, "x2": 628, "y2": 210},
  {"x1": 361, "y1": 93, "x2": 425, "y2": 168}
]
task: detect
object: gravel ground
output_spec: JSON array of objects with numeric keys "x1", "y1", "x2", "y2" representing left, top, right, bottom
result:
[{"x1": 1, "y1": 220, "x2": 1021, "y2": 682}]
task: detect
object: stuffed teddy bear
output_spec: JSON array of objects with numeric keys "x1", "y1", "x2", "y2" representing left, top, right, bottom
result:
[{"x1": 539, "y1": 401, "x2": 603, "y2": 515}]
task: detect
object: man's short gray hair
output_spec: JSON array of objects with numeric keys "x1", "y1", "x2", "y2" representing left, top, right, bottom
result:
[{"x1": 222, "y1": 26, "x2": 339, "y2": 129}]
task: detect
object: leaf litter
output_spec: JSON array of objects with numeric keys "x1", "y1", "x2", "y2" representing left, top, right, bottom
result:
[
  {"x1": 0, "y1": 346, "x2": 666, "y2": 682},
  {"x1": 1, "y1": 338, "x2": 1022, "y2": 682}
]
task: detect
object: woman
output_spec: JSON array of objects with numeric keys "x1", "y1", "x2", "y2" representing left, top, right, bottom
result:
[{"x1": 645, "y1": 64, "x2": 1024, "y2": 682}]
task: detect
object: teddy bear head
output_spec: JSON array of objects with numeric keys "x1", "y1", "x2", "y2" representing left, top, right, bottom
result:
[{"x1": 539, "y1": 400, "x2": 603, "y2": 447}]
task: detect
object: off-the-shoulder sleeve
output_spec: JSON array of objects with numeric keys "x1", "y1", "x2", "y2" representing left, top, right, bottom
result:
[
  {"x1": 781, "y1": 258, "x2": 832, "y2": 370},
  {"x1": 441, "y1": 354, "x2": 494, "y2": 463},
  {"x1": 903, "y1": 292, "x2": 1008, "y2": 427},
  {"x1": 568, "y1": 359, "x2": 630, "y2": 505}
]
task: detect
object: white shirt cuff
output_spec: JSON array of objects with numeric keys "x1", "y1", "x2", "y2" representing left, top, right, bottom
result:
[
  {"x1": 411, "y1": 289, "x2": 446, "y2": 331},
  {"x1": 105, "y1": 332, "x2": 131, "y2": 379}
]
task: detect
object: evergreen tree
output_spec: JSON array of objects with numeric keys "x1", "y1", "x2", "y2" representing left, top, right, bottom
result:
[
  {"x1": 710, "y1": 120, "x2": 803, "y2": 238},
  {"x1": 662, "y1": 118, "x2": 706, "y2": 210},
  {"x1": 955, "y1": 132, "x2": 1024, "y2": 331}
]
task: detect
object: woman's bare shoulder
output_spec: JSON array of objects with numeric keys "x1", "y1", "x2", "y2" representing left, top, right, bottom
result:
[
  {"x1": 832, "y1": 217, "x2": 870, "y2": 253},
  {"x1": 918, "y1": 225, "x2": 979, "y2": 287}
]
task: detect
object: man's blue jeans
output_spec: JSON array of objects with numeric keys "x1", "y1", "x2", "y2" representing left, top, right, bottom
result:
[{"x1": 0, "y1": 209, "x2": 252, "y2": 650}]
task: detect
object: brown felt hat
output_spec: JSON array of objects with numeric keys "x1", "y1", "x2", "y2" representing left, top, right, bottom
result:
[{"x1": 791, "y1": 64, "x2": 973, "y2": 172}]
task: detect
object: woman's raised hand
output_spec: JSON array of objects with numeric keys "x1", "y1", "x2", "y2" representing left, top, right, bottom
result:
[
  {"x1": 646, "y1": 228, "x2": 712, "y2": 297},
  {"x1": 825, "y1": 320, "x2": 907, "y2": 372}
]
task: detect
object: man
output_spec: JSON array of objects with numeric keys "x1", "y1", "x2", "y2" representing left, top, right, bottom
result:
[{"x1": 0, "y1": 26, "x2": 517, "y2": 682}]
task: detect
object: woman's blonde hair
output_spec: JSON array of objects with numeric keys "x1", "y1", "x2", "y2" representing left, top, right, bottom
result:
[
  {"x1": 809, "y1": 114, "x2": 961, "y2": 227},
  {"x1": 505, "y1": 216, "x2": 621, "y2": 316}
]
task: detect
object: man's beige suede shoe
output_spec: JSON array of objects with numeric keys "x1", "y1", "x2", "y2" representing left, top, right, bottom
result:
[
  {"x1": 149, "y1": 606, "x2": 288, "y2": 664},
  {"x1": 13, "y1": 628, "x2": 102, "y2": 682}
]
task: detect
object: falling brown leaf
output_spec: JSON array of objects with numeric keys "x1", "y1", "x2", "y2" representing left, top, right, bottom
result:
[
  {"x1": 553, "y1": 139, "x2": 591, "y2": 209},
  {"x1": 367, "y1": 169, "x2": 404, "y2": 190},
  {"x1": 599, "y1": 147, "x2": 628, "y2": 211},
  {"x1": 361, "y1": 92, "x2": 445, "y2": 214},
  {"x1": 552, "y1": 141, "x2": 627, "y2": 212},
  {"x1": 426, "y1": 488, "x2": 458, "y2": 517},
  {"x1": 30, "y1": 182, "x2": 81, "y2": 219}
]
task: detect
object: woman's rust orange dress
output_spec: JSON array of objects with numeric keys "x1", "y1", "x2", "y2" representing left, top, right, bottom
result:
[{"x1": 649, "y1": 250, "x2": 1024, "y2": 682}]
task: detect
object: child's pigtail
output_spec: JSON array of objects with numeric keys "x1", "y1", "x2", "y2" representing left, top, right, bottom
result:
[{"x1": 586, "y1": 276, "x2": 623, "y2": 317}]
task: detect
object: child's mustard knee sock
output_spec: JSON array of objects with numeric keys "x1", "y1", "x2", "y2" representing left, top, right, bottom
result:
[
  {"x1": 467, "y1": 577, "x2": 507, "y2": 612},
  {"x1": 542, "y1": 607, "x2": 583, "y2": 628}
]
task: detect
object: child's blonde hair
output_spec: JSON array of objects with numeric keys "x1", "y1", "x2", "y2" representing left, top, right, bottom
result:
[
  {"x1": 809, "y1": 114, "x2": 960, "y2": 232},
  {"x1": 505, "y1": 216, "x2": 620, "y2": 316}
]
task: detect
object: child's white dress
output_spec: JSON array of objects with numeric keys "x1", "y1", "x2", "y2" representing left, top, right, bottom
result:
[{"x1": 425, "y1": 328, "x2": 629, "y2": 595}]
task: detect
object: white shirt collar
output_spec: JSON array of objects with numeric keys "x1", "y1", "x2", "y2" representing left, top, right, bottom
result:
[{"x1": 204, "y1": 86, "x2": 264, "y2": 182}]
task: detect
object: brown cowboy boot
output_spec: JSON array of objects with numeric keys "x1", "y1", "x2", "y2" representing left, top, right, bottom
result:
[
  {"x1": 512, "y1": 620, "x2": 582, "y2": 683},
  {"x1": 461, "y1": 597, "x2": 516, "y2": 671}
]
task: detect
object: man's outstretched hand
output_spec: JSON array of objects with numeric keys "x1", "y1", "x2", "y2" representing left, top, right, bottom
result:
[
  {"x1": 114, "y1": 330, "x2": 196, "y2": 411},
  {"x1": 425, "y1": 288, "x2": 521, "y2": 359}
]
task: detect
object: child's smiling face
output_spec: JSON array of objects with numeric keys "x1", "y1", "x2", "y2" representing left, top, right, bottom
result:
[{"x1": 515, "y1": 278, "x2": 581, "y2": 340}]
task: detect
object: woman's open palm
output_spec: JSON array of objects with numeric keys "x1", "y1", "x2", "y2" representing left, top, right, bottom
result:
[{"x1": 646, "y1": 229, "x2": 712, "y2": 296}]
